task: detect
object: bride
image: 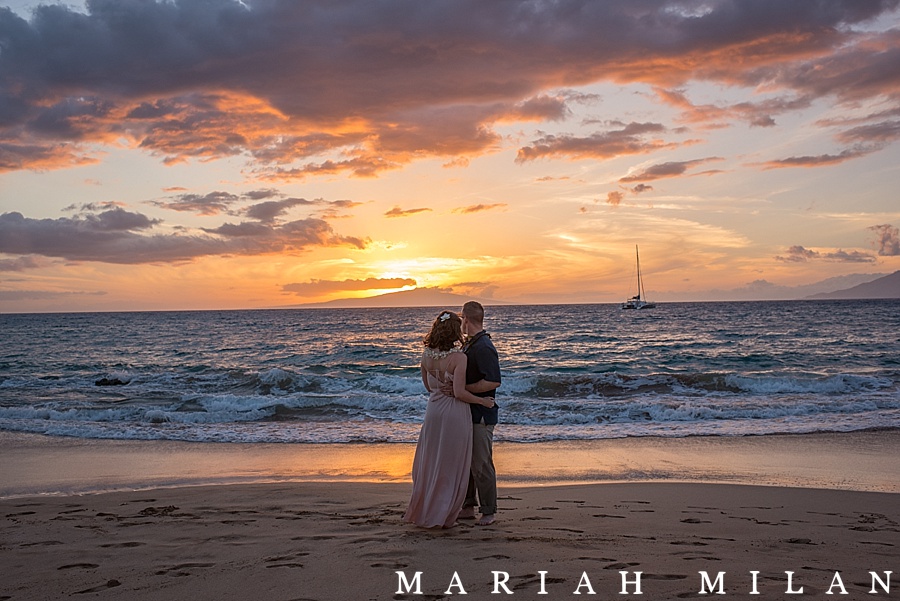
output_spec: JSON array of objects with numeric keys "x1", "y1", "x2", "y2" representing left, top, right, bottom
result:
[{"x1": 403, "y1": 311, "x2": 495, "y2": 529}]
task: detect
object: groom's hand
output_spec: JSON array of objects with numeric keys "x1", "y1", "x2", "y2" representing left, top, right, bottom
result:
[{"x1": 439, "y1": 381, "x2": 453, "y2": 396}]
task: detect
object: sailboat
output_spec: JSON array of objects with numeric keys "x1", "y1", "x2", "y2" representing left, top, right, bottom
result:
[{"x1": 622, "y1": 245, "x2": 656, "y2": 310}]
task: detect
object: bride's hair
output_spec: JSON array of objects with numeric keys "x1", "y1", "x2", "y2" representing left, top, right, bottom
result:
[{"x1": 423, "y1": 311, "x2": 463, "y2": 351}]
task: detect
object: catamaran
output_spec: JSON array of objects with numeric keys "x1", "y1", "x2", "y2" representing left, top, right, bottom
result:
[{"x1": 622, "y1": 245, "x2": 656, "y2": 310}]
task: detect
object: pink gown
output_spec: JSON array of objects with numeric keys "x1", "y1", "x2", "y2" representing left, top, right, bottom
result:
[{"x1": 403, "y1": 368, "x2": 473, "y2": 528}]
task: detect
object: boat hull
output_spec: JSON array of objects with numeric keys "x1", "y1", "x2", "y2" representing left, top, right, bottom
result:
[{"x1": 622, "y1": 299, "x2": 656, "y2": 310}]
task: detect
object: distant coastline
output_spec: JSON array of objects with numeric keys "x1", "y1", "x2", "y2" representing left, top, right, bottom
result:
[
  {"x1": 281, "y1": 272, "x2": 899, "y2": 309},
  {"x1": 281, "y1": 286, "x2": 507, "y2": 309}
]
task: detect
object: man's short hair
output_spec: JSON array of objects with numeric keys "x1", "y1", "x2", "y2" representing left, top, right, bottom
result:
[{"x1": 462, "y1": 300, "x2": 484, "y2": 325}]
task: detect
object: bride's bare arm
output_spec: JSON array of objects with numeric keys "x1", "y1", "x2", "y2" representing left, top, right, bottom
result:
[{"x1": 420, "y1": 363, "x2": 431, "y2": 393}]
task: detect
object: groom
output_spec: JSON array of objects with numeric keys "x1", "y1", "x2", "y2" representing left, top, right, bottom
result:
[{"x1": 458, "y1": 301, "x2": 501, "y2": 526}]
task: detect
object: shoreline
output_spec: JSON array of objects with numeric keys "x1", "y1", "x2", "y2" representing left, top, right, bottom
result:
[{"x1": 2, "y1": 429, "x2": 898, "y2": 498}]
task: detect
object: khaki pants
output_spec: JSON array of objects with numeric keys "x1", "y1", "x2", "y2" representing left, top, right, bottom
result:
[{"x1": 465, "y1": 422, "x2": 497, "y2": 515}]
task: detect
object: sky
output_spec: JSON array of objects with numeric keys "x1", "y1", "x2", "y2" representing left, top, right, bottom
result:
[{"x1": 1, "y1": 0, "x2": 899, "y2": 312}]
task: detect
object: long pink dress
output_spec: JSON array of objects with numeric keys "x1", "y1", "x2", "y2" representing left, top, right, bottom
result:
[{"x1": 403, "y1": 367, "x2": 473, "y2": 528}]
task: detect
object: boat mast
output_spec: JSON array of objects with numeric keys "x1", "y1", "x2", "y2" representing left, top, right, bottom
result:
[{"x1": 635, "y1": 245, "x2": 643, "y2": 300}]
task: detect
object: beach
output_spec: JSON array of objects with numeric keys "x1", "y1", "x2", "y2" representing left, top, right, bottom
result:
[{"x1": 2, "y1": 432, "x2": 898, "y2": 600}]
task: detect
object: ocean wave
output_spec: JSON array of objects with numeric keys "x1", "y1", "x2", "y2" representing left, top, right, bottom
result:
[{"x1": 1, "y1": 356, "x2": 898, "y2": 443}]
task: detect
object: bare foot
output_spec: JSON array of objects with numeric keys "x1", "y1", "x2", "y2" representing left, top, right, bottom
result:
[
  {"x1": 458, "y1": 507, "x2": 476, "y2": 519},
  {"x1": 476, "y1": 514, "x2": 495, "y2": 526}
]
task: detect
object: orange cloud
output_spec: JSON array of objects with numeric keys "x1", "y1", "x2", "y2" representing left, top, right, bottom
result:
[
  {"x1": 384, "y1": 206, "x2": 432, "y2": 218},
  {"x1": 2, "y1": 0, "x2": 896, "y2": 177},
  {"x1": 606, "y1": 191, "x2": 625, "y2": 207},
  {"x1": 451, "y1": 204, "x2": 507, "y2": 214}
]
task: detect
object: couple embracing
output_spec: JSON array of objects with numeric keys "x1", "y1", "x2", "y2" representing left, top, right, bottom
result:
[{"x1": 403, "y1": 301, "x2": 501, "y2": 529}]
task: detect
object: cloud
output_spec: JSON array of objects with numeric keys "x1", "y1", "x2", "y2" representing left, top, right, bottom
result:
[
  {"x1": 775, "y1": 245, "x2": 876, "y2": 263},
  {"x1": 606, "y1": 191, "x2": 625, "y2": 207},
  {"x1": 869, "y1": 223, "x2": 900, "y2": 256},
  {"x1": 631, "y1": 184, "x2": 654, "y2": 194},
  {"x1": 150, "y1": 191, "x2": 243, "y2": 216},
  {"x1": 282, "y1": 277, "x2": 416, "y2": 297},
  {"x1": 243, "y1": 198, "x2": 320, "y2": 222},
  {"x1": 837, "y1": 120, "x2": 900, "y2": 146},
  {"x1": 3, "y1": 0, "x2": 896, "y2": 175},
  {"x1": 756, "y1": 147, "x2": 877, "y2": 169},
  {"x1": 451, "y1": 204, "x2": 507, "y2": 214},
  {"x1": 0, "y1": 289, "x2": 107, "y2": 302},
  {"x1": 619, "y1": 157, "x2": 723, "y2": 182},
  {"x1": 516, "y1": 122, "x2": 675, "y2": 162},
  {"x1": 385, "y1": 206, "x2": 432, "y2": 218},
  {"x1": 149, "y1": 190, "x2": 362, "y2": 221},
  {"x1": 652, "y1": 87, "x2": 812, "y2": 129},
  {"x1": 0, "y1": 207, "x2": 367, "y2": 264},
  {"x1": 0, "y1": 255, "x2": 43, "y2": 271}
]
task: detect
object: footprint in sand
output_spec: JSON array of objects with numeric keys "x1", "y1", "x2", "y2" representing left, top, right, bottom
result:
[
  {"x1": 58, "y1": 563, "x2": 100, "y2": 570},
  {"x1": 670, "y1": 541, "x2": 708, "y2": 546},
  {"x1": 265, "y1": 553, "x2": 309, "y2": 568},
  {"x1": 73, "y1": 579, "x2": 121, "y2": 594},
  {"x1": 370, "y1": 562, "x2": 409, "y2": 569},
  {"x1": 603, "y1": 562, "x2": 640, "y2": 570},
  {"x1": 20, "y1": 540, "x2": 64, "y2": 547},
  {"x1": 100, "y1": 541, "x2": 145, "y2": 548},
  {"x1": 155, "y1": 562, "x2": 215, "y2": 577},
  {"x1": 513, "y1": 574, "x2": 567, "y2": 591},
  {"x1": 138, "y1": 506, "x2": 178, "y2": 517}
]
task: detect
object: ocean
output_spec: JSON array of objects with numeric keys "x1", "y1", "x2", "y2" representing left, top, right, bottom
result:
[{"x1": 1, "y1": 300, "x2": 898, "y2": 444}]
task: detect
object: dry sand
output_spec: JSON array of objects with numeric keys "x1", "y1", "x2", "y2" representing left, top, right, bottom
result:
[{"x1": 2, "y1": 481, "x2": 897, "y2": 600}]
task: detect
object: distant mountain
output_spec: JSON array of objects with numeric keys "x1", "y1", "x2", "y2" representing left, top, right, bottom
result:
[
  {"x1": 805, "y1": 271, "x2": 900, "y2": 300},
  {"x1": 286, "y1": 287, "x2": 505, "y2": 309},
  {"x1": 792, "y1": 272, "x2": 889, "y2": 298},
  {"x1": 659, "y1": 272, "x2": 888, "y2": 302}
]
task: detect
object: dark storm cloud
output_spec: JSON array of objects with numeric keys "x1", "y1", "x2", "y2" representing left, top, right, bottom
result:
[{"x1": 0, "y1": 0, "x2": 897, "y2": 174}]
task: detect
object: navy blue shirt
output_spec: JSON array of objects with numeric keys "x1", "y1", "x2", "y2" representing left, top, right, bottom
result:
[{"x1": 464, "y1": 330, "x2": 501, "y2": 425}]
